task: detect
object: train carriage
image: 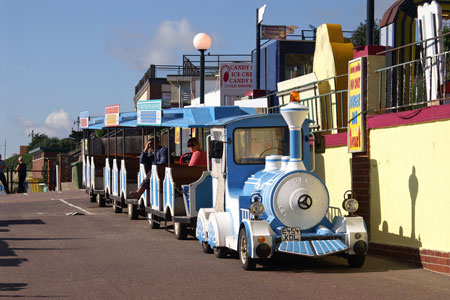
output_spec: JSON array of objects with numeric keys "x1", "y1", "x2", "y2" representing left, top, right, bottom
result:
[
  {"x1": 82, "y1": 116, "x2": 106, "y2": 204},
  {"x1": 197, "y1": 98, "x2": 368, "y2": 270}
]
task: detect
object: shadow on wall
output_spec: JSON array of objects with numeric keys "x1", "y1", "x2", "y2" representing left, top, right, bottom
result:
[{"x1": 370, "y1": 161, "x2": 422, "y2": 252}]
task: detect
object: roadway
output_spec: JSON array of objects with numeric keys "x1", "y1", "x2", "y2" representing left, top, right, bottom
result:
[{"x1": 1, "y1": 190, "x2": 449, "y2": 299}]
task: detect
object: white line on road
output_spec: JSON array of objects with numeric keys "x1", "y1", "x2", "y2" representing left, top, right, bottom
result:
[{"x1": 56, "y1": 199, "x2": 94, "y2": 215}]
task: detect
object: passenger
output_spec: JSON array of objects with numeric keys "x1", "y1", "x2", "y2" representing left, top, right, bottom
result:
[
  {"x1": 131, "y1": 136, "x2": 168, "y2": 199},
  {"x1": 187, "y1": 138, "x2": 207, "y2": 166}
]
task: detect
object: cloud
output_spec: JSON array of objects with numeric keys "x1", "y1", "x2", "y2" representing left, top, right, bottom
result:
[
  {"x1": 106, "y1": 18, "x2": 196, "y2": 70},
  {"x1": 15, "y1": 109, "x2": 72, "y2": 139}
]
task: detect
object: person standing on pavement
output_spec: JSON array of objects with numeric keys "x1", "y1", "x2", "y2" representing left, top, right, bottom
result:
[
  {"x1": 15, "y1": 156, "x2": 27, "y2": 193},
  {"x1": 0, "y1": 154, "x2": 11, "y2": 194}
]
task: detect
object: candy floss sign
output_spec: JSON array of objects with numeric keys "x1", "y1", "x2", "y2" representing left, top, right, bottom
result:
[
  {"x1": 220, "y1": 63, "x2": 253, "y2": 91},
  {"x1": 347, "y1": 57, "x2": 366, "y2": 153}
]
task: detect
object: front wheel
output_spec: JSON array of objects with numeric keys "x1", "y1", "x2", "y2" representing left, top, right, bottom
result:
[
  {"x1": 147, "y1": 213, "x2": 160, "y2": 229},
  {"x1": 214, "y1": 247, "x2": 228, "y2": 258},
  {"x1": 174, "y1": 222, "x2": 187, "y2": 240},
  {"x1": 128, "y1": 204, "x2": 138, "y2": 220},
  {"x1": 113, "y1": 199, "x2": 122, "y2": 213},
  {"x1": 347, "y1": 254, "x2": 366, "y2": 268},
  {"x1": 202, "y1": 242, "x2": 213, "y2": 254},
  {"x1": 239, "y1": 227, "x2": 256, "y2": 270},
  {"x1": 97, "y1": 194, "x2": 105, "y2": 207}
]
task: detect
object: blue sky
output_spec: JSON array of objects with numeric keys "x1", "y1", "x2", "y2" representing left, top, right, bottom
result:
[{"x1": 0, "y1": 0, "x2": 393, "y2": 158}]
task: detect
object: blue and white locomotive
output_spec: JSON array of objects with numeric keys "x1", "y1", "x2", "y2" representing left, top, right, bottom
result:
[{"x1": 197, "y1": 99, "x2": 368, "y2": 270}]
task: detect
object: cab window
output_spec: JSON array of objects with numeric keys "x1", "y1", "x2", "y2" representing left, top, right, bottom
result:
[{"x1": 233, "y1": 127, "x2": 290, "y2": 164}]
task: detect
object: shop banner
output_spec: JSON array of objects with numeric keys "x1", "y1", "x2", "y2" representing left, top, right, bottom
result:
[
  {"x1": 137, "y1": 99, "x2": 162, "y2": 125},
  {"x1": 220, "y1": 63, "x2": 253, "y2": 92},
  {"x1": 347, "y1": 57, "x2": 366, "y2": 153},
  {"x1": 262, "y1": 25, "x2": 287, "y2": 40},
  {"x1": 105, "y1": 104, "x2": 120, "y2": 127},
  {"x1": 80, "y1": 111, "x2": 89, "y2": 129}
]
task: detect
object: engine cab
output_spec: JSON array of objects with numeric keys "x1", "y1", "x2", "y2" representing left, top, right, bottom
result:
[{"x1": 197, "y1": 99, "x2": 368, "y2": 270}]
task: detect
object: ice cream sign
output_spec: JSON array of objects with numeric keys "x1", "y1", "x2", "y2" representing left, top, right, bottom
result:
[
  {"x1": 347, "y1": 57, "x2": 366, "y2": 153},
  {"x1": 220, "y1": 63, "x2": 253, "y2": 92}
]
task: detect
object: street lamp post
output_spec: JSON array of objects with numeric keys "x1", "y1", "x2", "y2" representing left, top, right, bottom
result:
[{"x1": 193, "y1": 33, "x2": 211, "y2": 105}]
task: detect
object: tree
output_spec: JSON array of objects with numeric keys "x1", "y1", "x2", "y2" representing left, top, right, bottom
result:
[{"x1": 351, "y1": 20, "x2": 380, "y2": 47}]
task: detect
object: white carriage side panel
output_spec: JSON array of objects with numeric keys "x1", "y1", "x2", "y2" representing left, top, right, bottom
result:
[
  {"x1": 150, "y1": 165, "x2": 161, "y2": 210},
  {"x1": 164, "y1": 167, "x2": 174, "y2": 216},
  {"x1": 82, "y1": 155, "x2": 86, "y2": 186},
  {"x1": 211, "y1": 128, "x2": 226, "y2": 211},
  {"x1": 120, "y1": 159, "x2": 127, "y2": 199},
  {"x1": 112, "y1": 158, "x2": 119, "y2": 197},
  {"x1": 86, "y1": 157, "x2": 91, "y2": 189},
  {"x1": 90, "y1": 157, "x2": 96, "y2": 189},
  {"x1": 225, "y1": 182, "x2": 241, "y2": 239},
  {"x1": 138, "y1": 164, "x2": 148, "y2": 207},
  {"x1": 104, "y1": 158, "x2": 111, "y2": 195}
]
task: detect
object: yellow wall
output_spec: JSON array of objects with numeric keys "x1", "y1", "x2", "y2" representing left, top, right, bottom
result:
[
  {"x1": 370, "y1": 120, "x2": 450, "y2": 252},
  {"x1": 315, "y1": 146, "x2": 352, "y2": 213}
]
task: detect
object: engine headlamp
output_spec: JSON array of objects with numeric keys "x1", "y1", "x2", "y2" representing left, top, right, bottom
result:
[
  {"x1": 250, "y1": 202, "x2": 265, "y2": 217},
  {"x1": 342, "y1": 198, "x2": 359, "y2": 213},
  {"x1": 250, "y1": 193, "x2": 262, "y2": 203}
]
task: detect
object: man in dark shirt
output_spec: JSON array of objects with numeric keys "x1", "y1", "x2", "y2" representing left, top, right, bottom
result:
[
  {"x1": 15, "y1": 156, "x2": 27, "y2": 193},
  {"x1": 131, "y1": 137, "x2": 168, "y2": 199},
  {"x1": 0, "y1": 154, "x2": 10, "y2": 194}
]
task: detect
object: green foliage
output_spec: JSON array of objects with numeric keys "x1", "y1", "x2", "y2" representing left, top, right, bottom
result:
[
  {"x1": 95, "y1": 129, "x2": 106, "y2": 138},
  {"x1": 41, "y1": 165, "x2": 48, "y2": 183},
  {"x1": 351, "y1": 20, "x2": 380, "y2": 47},
  {"x1": 27, "y1": 132, "x2": 80, "y2": 152},
  {"x1": 4, "y1": 154, "x2": 32, "y2": 171},
  {"x1": 443, "y1": 26, "x2": 450, "y2": 52}
]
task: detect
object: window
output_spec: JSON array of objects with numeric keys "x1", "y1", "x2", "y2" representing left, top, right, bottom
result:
[
  {"x1": 234, "y1": 127, "x2": 290, "y2": 164},
  {"x1": 285, "y1": 54, "x2": 313, "y2": 80}
]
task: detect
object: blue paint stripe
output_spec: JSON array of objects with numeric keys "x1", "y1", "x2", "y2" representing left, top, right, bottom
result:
[
  {"x1": 286, "y1": 241, "x2": 293, "y2": 252},
  {"x1": 299, "y1": 241, "x2": 306, "y2": 254},
  {"x1": 293, "y1": 241, "x2": 299, "y2": 253},
  {"x1": 305, "y1": 241, "x2": 314, "y2": 256},
  {"x1": 279, "y1": 242, "x2": 287, "y2": 251},
  {"x1": 320, "y1": 241, "x2": 331, "y2": 254}
]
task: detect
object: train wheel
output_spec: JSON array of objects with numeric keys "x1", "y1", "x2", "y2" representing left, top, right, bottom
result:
[
  {"x1": 174, "y1": 222, "x2": 187, "y2": 240},
  {"x1": 90, "y1": 194, "x2": 96, "y2": 203},
  {"x1": 202, "y1": 242, "x2": 213, "y2": 254},
  {"x1": 214, "y1": 247, "x2": 228, "y2": 258},
  {"x1": 128, "y1": 204, "x2": 138, "y2": 220},
  {"x1": 147, "y1": 213, "x2": 160, "y2": 229},
  {"x1": 347, "y1": 254, "x2": 366, "y2": 268},
  {"x1": 239, "y1": 227, "x2": 256, "y2": 270},
  {"x1": 97, "y1": 194, "x2": 105, "y2": 207},
  {"x1": 113, "y1": 199, "x2": 122, "y2": 213}
]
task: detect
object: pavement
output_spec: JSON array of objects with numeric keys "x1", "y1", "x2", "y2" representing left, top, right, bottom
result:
[{"x1": 1, "y1": 190, "x2": 449, "y2": 299}]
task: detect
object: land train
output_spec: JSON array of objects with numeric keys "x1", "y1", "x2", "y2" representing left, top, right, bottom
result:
[{"x1": 81, "y1": 98, "x2": 368, "y2": 270}]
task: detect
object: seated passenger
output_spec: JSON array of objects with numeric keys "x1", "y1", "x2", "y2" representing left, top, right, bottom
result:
[
  {"x1": 187, "y1": 138, "x2": 207, "y2": 167},
  {"x1": 131, "y1": 137, "x2": 168, "y2": 199}
]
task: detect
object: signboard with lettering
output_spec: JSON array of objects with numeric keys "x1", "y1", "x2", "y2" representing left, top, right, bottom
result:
[
  {"x1": 80, "y1": 111, "x2": 89, "y2": 129},
  {"x1": 137, "y1": 99, "x2": 162, "y2": 126},
  {"x1": 105, "y1": 104, "x2": 120, "y2": 127},
  {"x1": 262, "y1": 25, "x2": 287, "y2": 40},
  {"x1": 220, "y1": 63, "x2": 253, "y2": 92},
  {"x1": 347, "y1": 57, "x2": 366, "y2": 153}
]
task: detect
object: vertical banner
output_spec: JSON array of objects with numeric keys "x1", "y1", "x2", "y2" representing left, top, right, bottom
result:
[
  {"x1": 348, "y1": 57, "x2": 366, "y2": 153},
  {"x1": 80, "y1": 111, "x2": 89, "y2": 129},
  {"x1": 137, "y1": 99, "x2": 162, "y2": 125},
  {"x1": 175, "y1": 127, "x2": 180, "y2": 144},
  {"x1": 105, "y1": 104, "x2": 120, "y2": 127}
]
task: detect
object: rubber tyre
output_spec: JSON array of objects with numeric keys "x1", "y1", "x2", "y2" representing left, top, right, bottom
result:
[
  {"x1": 147, "y1": 213, "x2": 160, "y2": 229},
  {"x1": 97, "y1": 194, "x2": 105, "y2": 207},
  {"x1": 128, "y1": 204, "x2": 138, "y2": 220},
  {"x1": 113, "y1": 199, "x2": 122, "y2": 213},
  {"x1": 90, "y1": 194, "x2": 96, "y2": 203},
  {"x1": 214, "y1": 247, "x2": 228, "y2": 258},
  {"x1": 239, "y1": 227, "x2": 256, "y2": 270},
  {"x1": 174, "y1": 222, "x2": 188, "y2": 240},
  {"x1": 347, "y1": 254, "x2": 366, "y2": 268},
  {"x1": 202, "y1": 242, "x2": 213, "y2": 254}
]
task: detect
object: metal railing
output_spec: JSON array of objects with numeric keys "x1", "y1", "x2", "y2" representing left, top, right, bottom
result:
[
  {"x1": 376, "y1": 33, "x2": 450, "y2": 112},
  {"x1": 270, "y1": 74, "x2": 349, "y2": 133},
  {"x1": 0, "y1": 169, "x2": 56, "y2": 194}
]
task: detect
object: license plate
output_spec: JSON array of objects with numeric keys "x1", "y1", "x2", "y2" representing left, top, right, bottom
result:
[{"x1": 281, "y1": 227, "x2": 301, "y2": 241}]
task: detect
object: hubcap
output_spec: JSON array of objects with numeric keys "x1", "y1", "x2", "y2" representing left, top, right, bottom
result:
[{"x1": 240, "y1": 234, "x2": 247, "y2": 264}]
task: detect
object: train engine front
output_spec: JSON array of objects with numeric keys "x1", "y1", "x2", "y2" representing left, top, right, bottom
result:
[{"x1": 238, "y1": 100, "x2": 368, "y2": 269}]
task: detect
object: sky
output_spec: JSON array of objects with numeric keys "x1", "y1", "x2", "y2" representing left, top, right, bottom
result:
[{"x1": 0, "y1": 0, "x2": 393, "y2": 158}]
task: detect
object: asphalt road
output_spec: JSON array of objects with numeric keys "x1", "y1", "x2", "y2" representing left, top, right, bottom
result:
[{"x1": 1, "y1": 190, "x2": 449, "y2": 300}]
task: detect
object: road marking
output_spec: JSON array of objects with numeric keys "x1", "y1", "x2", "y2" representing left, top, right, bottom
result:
[{"x1": 56, "y1": 199, "x2": 94, "y2": 215}]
